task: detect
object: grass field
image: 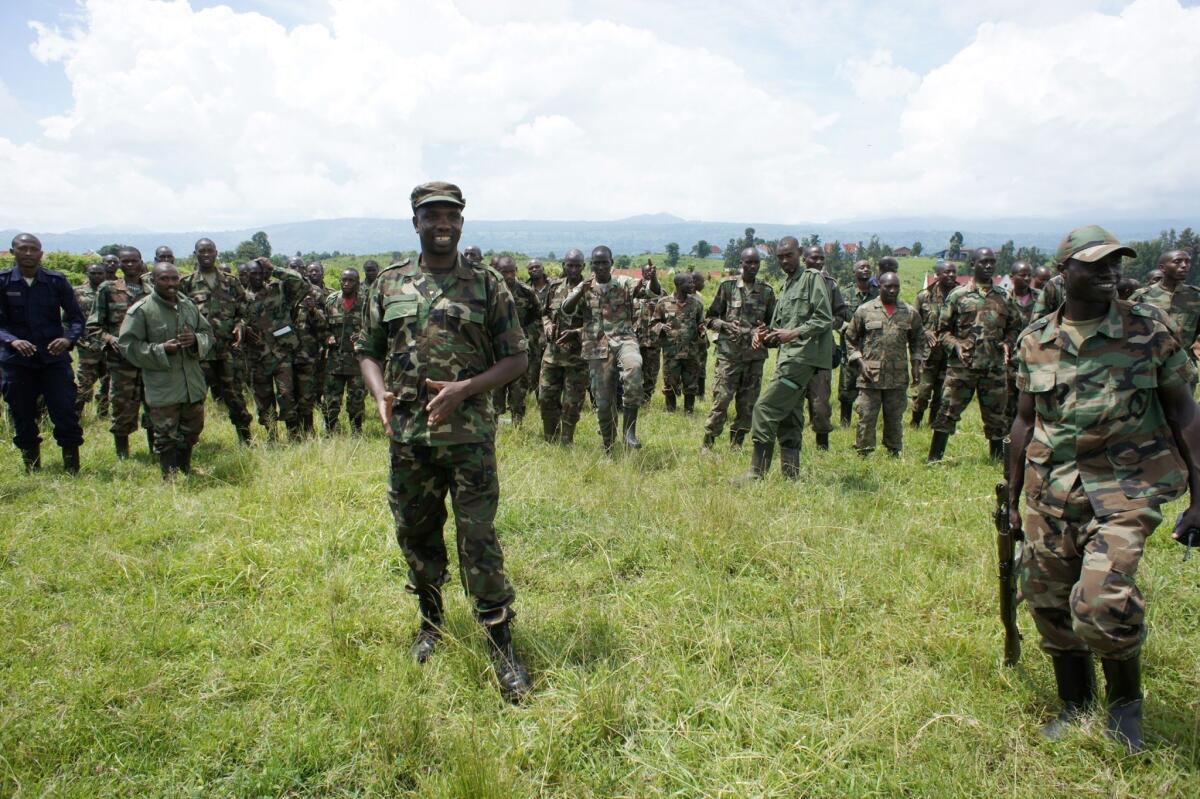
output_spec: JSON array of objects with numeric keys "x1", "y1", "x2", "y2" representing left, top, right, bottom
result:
[{"x1": 2, "y1": 258, "x2": 1199, "y2": 797}]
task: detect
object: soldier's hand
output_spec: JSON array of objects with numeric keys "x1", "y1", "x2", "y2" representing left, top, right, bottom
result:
[
  {"x1": 9, "y1": 339, "x2": 37, "y2": 357},
  {"x1": 326, "y1": 335, "x2": 337, "y2": 347},
  {"x1": 163, "y1": 338, "x2": 181, "y2": 354},
  {"x1": 1008, "y1": 507, "x2": 1024, "y2": 541},
  {"x1": 46, "y1": 337, "x2": 71, "y2": 355},
  {"x1": 177, "y1": 330, "x2": 197, "y2": 348},
  {"x1": 425, "y1": 378, "x2": 469, "y2": 426},
  {"x1": 858, "y1": 362, "x2": 877, "y2": 384},
  {"x1": 555, "y1": 329, "x2": 579, "y2": 347},
  {"x1": 1172, "y1": 505, "x2": 1200, "y2": 546},
  {"x1": 377, "y1": 391, "x2": 395, "y2": 436},
  {"x1": 105, "y1": 333, "x2": 119, "y2": 348},
  {"x1": 924, "y1": 330, "x2": 938, "y2": 349},
  {"x1": 774, "y1": 328, "x2": 801, "y2": 345}
]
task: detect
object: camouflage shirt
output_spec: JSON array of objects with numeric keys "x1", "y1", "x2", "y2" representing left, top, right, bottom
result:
[
  {"x1": 844, "y1": 298, "x2": 926, "y2": 389},
  {"x1": 1016, "y1": 300, "x2": 1195, "y2": 517},
  {"x1": 705, "y1": 276, "x2": 776, "y2": 362},
  {"x1": 242, "y1": 266, "x2": 307, "y2": 359},
  {"x1": 1128, "y1": 282, "x2": 1200, "y2": 352},
  {"x1": 293, "y1": 283, "x2": 330, "y2": 363},
  {"x1": 634, "y1": 284, "x2": 666, "y2": 349},
  {"x1": 179, "y1": 268, "x2": 247, "y2": 358},
  {"x1": 88, "y1": 275, "x2": 154, "y2": 353},
  {"x1": 844, "y1": 283, "x2": 879, "y2": 326},
  {"x1": 324, "y1": 291, "x2": 364, "y2": 375},
  {"x1": 74, "y1": 284, "x2": 102, "y2": 352},
  {"x1": 542, "y1": 278, "x2": 586, "y2": 366},
  {"x1": 506, "y1": 280, "x2": 544, "y2": 352},
  {"x1": 771, "y1": 267, "x2": 834, "y2": 369},
  {"x1": 939, "y1": 279, "x2": 1020, "y2": 372},
  {"x1": 528, "y1": 279, "x2": 552, "y2": 312},
  {"x1": 652, "y1": 293, "x2": 704, "y2": 359},
  {"x1": 1011, "y1": 288, "x2": 1041, "y2": 332},
  {"x1": 1031, "y1": 273, "x2": 1064, "y2": 320},
  {"x1": 914, "y1": 282, "x2": 952, "y2": 334},
  {"x1": 578, "y1": 275, "x2": 651, "y2": 360},
  {"x1": 355, "y1": 256, "x2": 526, "y2": 446}
]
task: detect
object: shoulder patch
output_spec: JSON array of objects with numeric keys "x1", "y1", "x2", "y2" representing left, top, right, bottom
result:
[
  {"x1": 381, "y1": 258, "x2": 416, "y2": 278},
  {"x1": 1130, "y1": 302, "x2": 1162, "y2": 319}
]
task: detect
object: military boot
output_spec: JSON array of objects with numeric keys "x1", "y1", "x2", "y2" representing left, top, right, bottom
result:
[
  {"x1": 780, "y1": 447, "x2": 801, "y2": 480},
  {"x1": 145, "y1": 428, "x2": 156, "y2": 454},
  {"x1": 839, "y1": 399, "x2": 853, "y2": 427},
  {"x1": 683, "y1": 394, "x2": 695, "y2": 415},
  {"x1": 730, "y1": 429, "x2": 746, "y2": 449},
  {"x1": 601, "y1": 420, "x2": 616, "y2": 454},
  {"x1": 350, "y1": 418, "x2": 363, "y2": 436},
  {"x1": 664, "y1": 392, "x2": 677, "y2": 412},
  {"x1": 179, "y1": 447, "x2": 193, "y2": 475},
  {"x1": 815, "y1": 432, "x2": 829, "y2": 451},
  {"x1": 159, "y1": 449, "x2": 178, "y2": 480},
  {"x1": 559, "y1": 421, "x2": 576, "y2": 446},
  {"x1": 20, "y1": 443, "x2": 41, "y2": 473},
  {"x1": 926, "y1": 431, "x2": 949, "y2": 464},
  {"x1": 410, "y1": 587, "x2": 445, "y2": 664},
  {"x1": 61, "y1": 446, "x2": 80, "y2": 475},
  {"x1": 512, "y1": 411, "x2": 524, "y2": 428},
  {"x1": 988, "y1": 438, "x2": 1005, "y2": 462},
  {"x1": 701, "y1": 432, "x2": 716, "y2": 450},
  {"x1": 286, "y1": 421, "x2": 303, "y2": 442},
  {"x1": 910, "y1": 408, "x2": 924, "y2": 427},
  {"x1": 542, "y1": 414, "x2": 560, "y2": 443},
  {"x1": 236, "y1": 425, "x2": 253, "y2": 445},
  {"x1": 1042, "y1": 653, "x2": 1095, "y2": 739},
  {"x1": 114, "y1": 434, "x2": 130, "y2": 460},
  {"x1": 622, "y1": 407, "x2": 642, "y2": 449},
  {"x1": 1102, "y1": 656, "x2": 1144, "y2": 752},
  {"x1": 741, "y1": 440, "x2": 774, "y2": 481},
  {"x1": 484, "y1": 616, "x2": 532, "y2": 704}
]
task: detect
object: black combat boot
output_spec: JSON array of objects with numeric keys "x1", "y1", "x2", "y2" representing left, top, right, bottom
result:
[
  {"x1": 410, "y1": 587, "x2": 445, "y2": 664},
  {"x1": 730, "y1": 430, "x2": 746, "y2": 449},
  {"x1": 61, "y1": 446, "x2": 80, "y2": 475},
  {"x1": 543, "y1": 414, "x2": 559, "y2": 443},
  {"x1": 601, "y1": 420, "x2": 616, "y2": 454},
  {"x1": 159, "y1": 449, "x2": 178, "y2": 480},
  {"x1": 910, "y1": 408, "x2": 924, "y2": 427},
  {"x1": 1101, "y1": 656, "x2": 1144, "y2": 752},
  {"x1": 484, "y1": 616, "x2": 532, "y2": 703},
  {"x1": 287, "y1": 421, "x2": 302, "y2": 442},
  {"x1": 178, "y1": 446, "x2": 193, "y2": 475},
  {"x1": 742, "y1": 440, "x2": 774, "y2": 481},
  {"x1": 664, "y1": 392, "x2": 677, "y2": 412},
  {"x1": 114, "y1": 434, "x2": 130, "y2": 460},
  {"x1": 926, "y1": 431, "x2": 949, "y2": 464},
  {"x1": 350, "y1": 418, "x2": 363, "y2": 436},
  {"x1": 559, "y1": 421, "x2": 575, "y2": 446},
  {"x1": 1042, "y1": 653, "x2": 1095, "y2": 739},
  {"x1": 512, "y1": 411, "x2": 524, "y2": 428},
  {"x1": 815, "y1": 432, "x2": 829, "y2": 451},
  {"x1": 622, "y1": 407, "x2": 642, "y2": 449},
  {"x1": 701, "y1": 432, "x2": 715, "y2": 450},
  {"x1": 20, "y1": 443, "x2": 41, "y2": 472},
  {"x1": 839, "y1": 399, "x2": 853, "y2": 427},
  {"x1": 988, "y1": 438, "x2": 1005, "y2": 462},
  {"x1": 886, "y1": 448, "x2": 901, "y2": 458},
  {"x1": 236, "y1": 425, "x2": 252, "y2": 445},
  {"x1": 683, "y1": 394, "x2": 695, "y2": 415},
  {"x1": 780, "y1": 447, "x2": 801, "y2": 480},
  {"x1": 145, "y1": 428, "x2": 155, "y2": 454}
]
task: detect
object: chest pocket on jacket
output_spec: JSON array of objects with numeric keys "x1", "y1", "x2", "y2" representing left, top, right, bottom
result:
[{"x1": 383, "y1": 296, "x2": 422, "y2": 400}]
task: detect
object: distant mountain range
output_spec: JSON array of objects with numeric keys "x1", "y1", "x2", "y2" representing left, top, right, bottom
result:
[{"x1": 4, "y1": 214, "x2": 1192, "y2": 258}]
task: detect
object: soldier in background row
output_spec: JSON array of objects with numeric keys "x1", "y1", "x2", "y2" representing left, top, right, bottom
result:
[
  {"x1": 493, "y1": 255, "x2": 542, "y2": 426},
  {"x1": 73, "y1": 262, "x2": 110, "y2": 420},
  {"x1": 290, "y1": 256, "x2": 329, "y2": 436},
  {"x1": 322, "y1": 268, "x2": 365, "y2": 434},
  {"x1": 1129, "y1": 249, "x2": 1200, "y2": 390},
  {"x1": 243, "y1": 258, "x2": 307, "y2": 440},
  {"x1": 538, "y1": 250, "x2": 589, "y2": 444},
  {"x1": 835, "y1": 259, "x2": 876, "y2": 431},
  {"x1": 634, "y1": 261, "x2": 665, "y2": 405},
  {"x1": 1006, "y1": 261, "x2": 1040, "y2": 423},
  {"x1": 525, "y1": 258, "x2": 551, "y2": 403},
  {"x1": 654, "y1": 271, "x2": 704, "y2": 414},
  {"x1": 690, "y1": 271, "x2": 709, "y2": 399},
  {"x1": 910, "y1": 260, "x2": 956, "y2": 427}
]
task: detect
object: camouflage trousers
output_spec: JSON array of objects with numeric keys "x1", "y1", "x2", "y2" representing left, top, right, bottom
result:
[
  {"x1": 249, "y1": 354, "x2": 297, "y2": 429},
  {"x1": 107, "y1": 356, "x2": 147, "y2": 437},
  {"x1": 1006, "y1": 361, "x2": 1019, "y2": 427},
  {"x1": 662, "y1": 348, "x2": 700, "y2": 397},
  {"x1": 695, "y1": 347, "x2": 709, "y2": 398},
  {"x1": 323, "y1": 371, "x2": 365, "y2": 431},
  {"x1": 804, "y1": 368, "x2": 834, "y2": 435},
  {"x1": 911, "y1": 346, "x2": 948, "y2": 421},
  {"x1": 640, "y1": 345, "x2": 661, "y2": 403},
  {"x1": 493, "y1": 368, "x2": 531, "y2": 420},
  {"x1": 526, "y1": 341, "x2": 544, "y2": 408},
  {"x1": 1021, "y1": 484, "x2": 1160, "y2": 660},
  {"x1": 538, "y1": 358, "x2": 588, "y2": 440},
  {"x1": 387, "y1": 439, "x2": 515, "y2": 622},
  {"x1": 854, "y1": 387, "x2": 907, "y2": 454},
  {"x1": 751, "y1": 361, "x2": 818, "y2": 449},
  {"x1": 838, "y1": 360, "x2": 861, "y2": 408},
  {"x1": 294, "y1": 353, "x2": 325, "y2": 430},
  {"x1": 589, "y1": 338, "x2": 642, "y2": 439},
  {"x1": 147, "y1": 401, "x2": 205, "y2": 454},
  {"x1": 201, "y1": 355, "x2": 252, "y2": 431},
  {"x1": 74, "y1": 350, "x2": 109, "y2": 419},
  {"x1": 931, "y1": 365, "x2": 1009, "y2": 440},
  {"x1": 704, "y1": 358, "x2": 764, "y2": 440}
]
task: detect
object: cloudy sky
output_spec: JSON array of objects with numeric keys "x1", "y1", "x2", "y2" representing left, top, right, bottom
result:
[{"x1": 1, "y1": 0, "x2": 1198, "y2": 231}]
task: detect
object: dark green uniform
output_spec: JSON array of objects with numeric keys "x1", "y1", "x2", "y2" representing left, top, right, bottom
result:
[
  {"x1": 836, "y1": 281, "x2": 877, "y2": 417},
  {"x1": 322, "y1": 290, "x2": 365, "y2": 432},
  {"x1": 911, "y1": 280, "x2": 953, "y2": 424},
  {"x1": 493, "y1": 279, "x2": 542, "y2": 422},
  {"x1": 653, "y1": 292, "x2": 704, "y2": 400},
  {"x1": 293, "y1": 283, "x2": 329, "y2": 433},
  {"x1": 72, "y1": 283, "x2": 109, "y2": 419},
  {"x1": 538, "y1": 277, "x2": 588, "y2": 443}
]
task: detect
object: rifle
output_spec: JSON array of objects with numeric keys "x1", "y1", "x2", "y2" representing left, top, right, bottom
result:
[{"x1": 995, "y1": 481, "x2": 1022, "y2": 666}]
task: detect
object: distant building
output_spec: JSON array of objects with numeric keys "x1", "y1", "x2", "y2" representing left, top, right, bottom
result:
[
  {"x1": 710, "y1": 244, "x2": 722, "y2": 255},
  {"x1": 843, "y1": 242, "x2": 860, "y2": 257},
  {"x1": 893, "y1": 246, "x2": 912, "y2": 257}
]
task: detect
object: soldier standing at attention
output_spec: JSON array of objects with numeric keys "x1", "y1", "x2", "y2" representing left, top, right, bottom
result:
[
  {"x1": 242, "y1": 257, "x2": 308, "y2": 440},
  {"x1": 837, "y1": 259, "x2": 877, "y2": 430},
  {"x1": 910, "y1": 260, "x2": 957, "y2": 427},
  {"x1": 180, "y1": 238, "x2": 254, "y2": 444},
  {"x1": 73, "y1": 263, "x2": 111, "y2": 420},
  {"x1": 928, "y1": 247, "x2": 1020, "y2": 463},
  {"x1": 0, "y1": 233, "x2": 84, "y2": 473},
  {"x1": 562, "y1": 245, "x2": 656, "y2": 452},
  {"x1": 634, "y1": 261, "x2": 665, "y2": 405},
  {"x1": 356, "y1": 181, "x2": 532, "y2": 702},
  {"x1": 1129, "y1": 249, "x2": 1200, "y2": 389},
  {"x1": 745, "y1": 238, "x2": 834, "y2": 479},
  {"x1": 89, "y1": 246, "x2": 153, "y2": 458},
  {"x1": 653, "y1": 271, "x2": 704, "y2": 414},
  {"x1": 525, "y1": 258, "x2": 551, "y2": 400},
  {"x1": 1008, "y1": 224, "x2": 1200, "y2": 753},
  {"x1": 538, "y1": 249, "x2": 589, "y2": 444},
  {"x1": 1007, "y1": 261, "x2": 1040, "y2": 422},
  {"x1": 118, "y1": 262, "x2": 213, "y2": 479},
  {"x1": 843, "y1": 272, "x2": 924, "y2": 457},
  {"x1": 702, "y1": 246, "x2": 775, "y2": 449},
  {"x1": 492, "y1": 255, "x2": 542, "y2": 426},
  {"x1": 322, "y1": 269, "x2": 365, "y2": 434}
]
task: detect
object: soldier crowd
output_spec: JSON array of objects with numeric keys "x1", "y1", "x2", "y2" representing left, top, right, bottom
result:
[{"x1": 4, "y1": 183, "x2": 1199, "y2": 750}]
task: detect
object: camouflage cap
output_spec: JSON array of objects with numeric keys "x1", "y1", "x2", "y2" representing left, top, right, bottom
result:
[
  {"x1": 410, "y1": 181, "x2": 465, "y2": 211},
  {"x1": 1055, "y1": 224, "x2": 1136, "y2": 265}
]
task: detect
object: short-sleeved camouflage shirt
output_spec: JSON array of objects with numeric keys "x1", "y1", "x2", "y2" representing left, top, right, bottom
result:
[
  {"x1": 652, "y1": 293, "x2": 704, "y2": 359},
  {"x1": 1016, "y1": 300, "x2": 1195, "y2": 517},
  {"x1": 940, "y1": 279, "x2": 1020, "y2": 372},
  {"x1": 355, "y1": 256, "x2": 527, "y2": 445},
  {"x1": 325, "y1": 290, "x2": 364, "y2": 375},
  {"x1": 1128, "y1": 282, "x2": 1200, "y2": 352}
]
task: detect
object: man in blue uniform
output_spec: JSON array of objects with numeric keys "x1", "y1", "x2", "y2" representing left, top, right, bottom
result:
[{"x1": 0, "y1": 233, "x2": 85, "y2": 473}]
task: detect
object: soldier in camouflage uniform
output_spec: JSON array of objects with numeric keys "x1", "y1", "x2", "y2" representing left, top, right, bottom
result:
[
  {"x1": 492, "y1": 256, "x2": 542, "y2": 426},
  {"x1": 289, "y1": 256, "x2": 329, "y2": 435},
  {"x1": 843, "y1": 272, "x2": 924, "y2": 456},
  {"x1": 653, "y1": 272, "x2": 705, "y2": 414},
  {"x1": 356, "y1": 181, "x2": 532, "y2": 702},
  {"x1": 179, "y1": 238, "x2": 254, "y2": 444},
  {"x1": 361, "y1": 260, "x2": 379, "y2": 298},
  {"x1": 562, "y1": 245, "x2": 657, "y2": 451},
  {"x1": 322, "y1": 269, "x2": 365, "y2": 433},
  {"x1": 1008, "y1": 224, "x2": 1200, "y2": 753},
  {"x1": 1031, "y1": 265, "x2": 1051, "y2": 291},
  {"x1": 910, "y1": 260, "x2": 957, "y2": 427},
  {"x1": 538, "y1": 250, "x2": 589, "y2": 444},
  {"x1": 1006, "y1": 260, "x2": 1040, "y2": 422},
  {"x1": 525, "y1": 258, "x2": 551, "y2": 402},
  {"x1": 928, "y1": 247, "x2": 1020, "y2": 463},
  {"x1": 1031, "y1": 264, "x2": 1066, "y2": 320},
  {"x1": 73, "y1": 263, "x2": 110, "y2": 420},
  {"x1": 1129, "y1": 249, "x2": 1200, "y2": 390},
  {"x1": 242, "y1": 259, "x2": 308, "y2": 440},
  {"x1": 102, "y1": 254, "x2": 119, "y2": 282},
  {"x1": 690, "y1": 271, "x2": 709, "y2": 399},
  {"x1": 836, "y1": 260, "x2": 877, "y2": 430},
  {"x1": 88, "y1": 246, "x2": 153, "y2": 458},
  {"x1": 634, "y1": 261, "x2": 665, "y2": 405},
  {"x1": 702, "y1": 247, "x2": 775, "y2": 449}
]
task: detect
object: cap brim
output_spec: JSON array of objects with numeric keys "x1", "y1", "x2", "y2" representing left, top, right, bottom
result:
[
  {"x1": 1072, "y1": 243, "x2": 1137, "y2": 262},
  {"x1": 412, "y1": 195, "x2": 465, "y2": 209}
]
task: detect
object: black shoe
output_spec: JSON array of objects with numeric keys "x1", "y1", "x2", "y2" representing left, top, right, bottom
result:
[
  {"x1": 114, "y1": 434, "x2": 130, "y2": 460},
  {"x1": 485, "y1": 617, "x2": 532, "y2": 703},
  {"x1": 543, "y1": 415, "x2": 560, "y2": 443},
  {"x1": 886, "y1": 448, "x2": 901, "y2": 458},
  {"x1": 839, "y1": 400, "x2": 852, "y2": 428},
  {"x1": 988, "y1": 438, "x2": 1005, "y2": 462},
  {"x1": 910, "y1": 409, "x2": 924, "y2": 428},
  {"x1": 179, "y1": 447, "x2": 193, "y2": 475},
  {"x1": 815, "y1": 433, "x2": 829, "y2": 451},
  {"x1": 410, "y1": 587, "x2": 445, "y2": 664},
  {"x1": 159, "y1": 449, "x2": 178, "y2": 480},
  {"x1": 61, "y1": 446, "x2": 80, "y2": 475},
  {"x1": 683, "y1": 394, "x2": 695, "y2": 415},
  {"x1": 780, "y1": 447, "x2": 800, "y2": 479},
  {"x1": 559, "y1": 422, "x2": 575, "y2": 446},
  {"x1": 1042, "y1": 653, "x2": 1095, "y2": 739},
  {"x1": 664, "y1": 392, "x2": 677, "y2": 412},
  {"x1": 730, "y1": 430, "x2": 746, "y2": 449},
  {"x1": 1102, "y1": 656, "x2": 1144, "y2": 752},
  {"x1": 742, "y1": 441, "x2": 774, "y2": 481},
  {"x1": 20, "y1": 443, "x2": 41, "y2": 472},
  {"x1": 622, "y1": 407, "x2": 642, "y2": 449},
  {"x1": 926, "y1": 431, "x2": 949, "y2": 464},
  {"x1": 701, "y1": 433, "x2": 715, "y2": 450},
  {"x1": 236, "y1": 426, "x2": 252, "y2": 445}
]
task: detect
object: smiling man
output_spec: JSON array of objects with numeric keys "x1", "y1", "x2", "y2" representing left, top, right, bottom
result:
[
  {"x1": 1007, "y1": 225, "x2": 1200, "y2": 752},
  {"x1": 356, "y1": 181, "x2": 532, "y2": 703}
]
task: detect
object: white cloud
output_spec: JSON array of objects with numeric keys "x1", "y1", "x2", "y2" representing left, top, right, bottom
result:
[{"x1": 840, "y1": 50, "x2": 920, "y2": 103}]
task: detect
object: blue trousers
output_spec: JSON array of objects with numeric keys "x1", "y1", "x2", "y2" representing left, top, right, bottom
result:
[{"x1": 1, "y1": 362, "x2": 83, "y2": 449}]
